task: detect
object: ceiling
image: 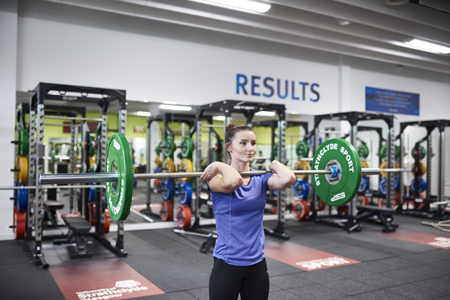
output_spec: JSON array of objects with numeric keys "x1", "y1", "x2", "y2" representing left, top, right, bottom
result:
[{"x1": 19, "y1": 0, "x2": 450, "y2": 115}]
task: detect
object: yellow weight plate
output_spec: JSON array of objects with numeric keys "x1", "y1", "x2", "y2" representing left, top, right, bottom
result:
[
  {"x1": 133, "y1": 166, "x2": 138, "y2": 174},
  {"x1": 162, "y1": 158, "x2": 175, "y2": 173},
  {"x1": 379, "y1": 160, "x2": 399, "y2": 178},
  {"x1": 179, "y1": 159, "x2": 193, "y2": 182},
  {"x1": 411, "y1": 161, "x2": 427, "y2": 176},
  {"x1": 89, "y1": 155, "x2": 96, "y2": 171},
  {"x1": 14, "y1": 156, "x2": 20, "y2": 182},
  {"x1": 360, "y1": 160, "x2": 369, "y2": 169},
  {"x1": 294, "y1": 160, "x2": 310, "y2": 180},
  {"x1": 19, "y1": 157, "x2": 28, "y2": 185},
  {"x1": 154, "y1": 156, "x2": 161, "y2": 167}
]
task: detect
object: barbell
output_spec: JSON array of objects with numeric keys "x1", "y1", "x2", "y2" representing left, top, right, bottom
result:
[{"x1": 38, "y1": 133, "x2": 408, "y2": 222}]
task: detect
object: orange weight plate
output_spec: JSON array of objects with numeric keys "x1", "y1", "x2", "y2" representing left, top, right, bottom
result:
[{"x1": 175, "y1": 205, "x2": 192, "y2": 229}]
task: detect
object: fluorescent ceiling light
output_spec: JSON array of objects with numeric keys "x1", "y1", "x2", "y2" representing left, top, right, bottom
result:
[
  {"x1": 255, "y1": 111, "x2": 276, "y2": 116},
  {"x1": 404, "y1": 39, "x2": 450, "y2": 54},
  {"x1": 213, "y1": 116, "x2": 228, "y2": 121},
  {"x1": 159, "y1": 104, "x2": 192, "y2": 111},
  {"x1": 191, "y1": 0, "x2": 271, "y2": 13},
  {"x1": 136, "y1": 111, "x2": 151, "y2": 117}
]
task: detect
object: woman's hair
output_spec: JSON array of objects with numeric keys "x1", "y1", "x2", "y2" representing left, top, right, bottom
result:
[{"x1": 224, "y1": 123, "x2": 255, "y2": 164}]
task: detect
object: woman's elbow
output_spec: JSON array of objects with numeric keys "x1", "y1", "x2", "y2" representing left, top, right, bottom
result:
[
  {"x1": 284, "y1": 174, "x2": 296, "y2": 188},
  {"x1": 224, "y1": 177, "x2": 243, "y2": 191}
]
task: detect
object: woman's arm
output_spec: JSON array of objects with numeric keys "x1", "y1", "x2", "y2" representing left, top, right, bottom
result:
[
  {"x1": 267, "y1": 160, "x2": 296, "y2": 190},
  {"x1": 200, "y1": 162, "x2": 243, "y2": 193}
]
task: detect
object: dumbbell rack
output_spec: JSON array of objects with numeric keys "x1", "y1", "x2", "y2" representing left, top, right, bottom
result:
[
  {"x1": 399, "y1": 119, "x2": 450, "y2": 220},
  {"x1": 312, "y1": 111, "x2": 397, "y2": 232}
]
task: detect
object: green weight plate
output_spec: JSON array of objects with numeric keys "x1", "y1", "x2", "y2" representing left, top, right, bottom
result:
[
  {"x1": 357, "y1": 144, "x2": 369, "y2": 159},
  {"x1": 155, "y1": 143, "x2": 161, "y2": 156},
  {"x1": 106, "y1": 133, "x2": 133, "y2": 221},
  {"x1": 312, "y1": 138, "x2": 362, "y2": 206},
  {"x1": 273, "y1": 142, "x2": 279, "y2": 159},
  {"x1": 51, "y1": 149, "x2": 56, "y2": 165},
  {"x1": 380, "y1": 144, "x2": 400, "y2": 160},
  {"x1": 180, "y1": 136, "x2": 194, "y2": 158},
  {"x1": 89, "y1": 135, "x2": 96, "y2": 156},
  {"x1": 411, "y1": 145, "x2": 426, "y2": 160},
  {"x1": 20, "y1": 129, "x2": 28, "y2": 156},
  {"x1": 162, "y1": 137, "x2": 176, "y2": 157},
  {"x1": 295, "y1": 140, "x2": 310, "y2": 159}
]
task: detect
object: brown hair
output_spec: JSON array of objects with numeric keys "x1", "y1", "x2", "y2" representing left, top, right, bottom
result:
[{"x1": 224, "y1": 123, "x2": 255, "y2": 164}]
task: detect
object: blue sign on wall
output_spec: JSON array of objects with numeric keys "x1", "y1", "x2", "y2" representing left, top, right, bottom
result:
[{"x1": 366, "y1": 87, "x2": 419, "y2": 115}]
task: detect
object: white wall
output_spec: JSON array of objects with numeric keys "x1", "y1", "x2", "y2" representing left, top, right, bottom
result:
[
  {"x1": 0, "y1": 0, "x2": 448, "y2": 237},
  {"x1": 0, "y1": 0, "x2": 18, "y2": 240}
]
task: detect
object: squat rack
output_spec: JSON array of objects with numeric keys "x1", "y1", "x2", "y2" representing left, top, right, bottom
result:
[
  {"x1": 399, "y1": 119, "x2": 450, "y2": 219},
  {"x1": 195, "y1": 100, "x2": 288, "y2": 239},
  {"x1": 312, "y1": 111, "x2": 397, "y2": 232},
  {"x1": 28, "y1": 82, "x2": 128, "y2": 267},
  {"x1": 145, "y1": 113, "x2": 213, "y2": 220}
]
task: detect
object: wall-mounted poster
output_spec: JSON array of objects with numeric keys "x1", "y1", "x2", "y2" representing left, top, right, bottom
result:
[{"x1": 366, "y1": 87, "x2": 419, "y2": 115}]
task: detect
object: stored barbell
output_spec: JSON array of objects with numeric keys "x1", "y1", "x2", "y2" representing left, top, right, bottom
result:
[{"x1": 38, "y1": 134, "x2": 408, "y2": 222}]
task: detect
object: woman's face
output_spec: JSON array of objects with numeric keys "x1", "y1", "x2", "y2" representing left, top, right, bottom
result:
[{"x1": 227, "y1": 130, "x2": 257, "y2": 163}]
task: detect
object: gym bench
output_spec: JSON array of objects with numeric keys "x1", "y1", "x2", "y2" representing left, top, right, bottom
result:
[
  {"x1": 53, "y1": 214, "x2": 93, "y2": 259},
  {"x1": 356, "y1": 205, "x2": 398, "y2": 232}
]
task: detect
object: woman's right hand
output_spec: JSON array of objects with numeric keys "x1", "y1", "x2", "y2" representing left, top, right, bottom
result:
[
  {"x1": 200, "y1": 162, "x2": 221, "y2": 181},
  {"x1": 203, "y1": 162, "x2": 244, "y2": 193}
]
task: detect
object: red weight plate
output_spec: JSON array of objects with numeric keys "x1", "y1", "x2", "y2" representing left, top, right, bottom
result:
[
  {"x1": 160, "y1": 201, "x2": 173, "y2": 221},
  {"x1": 14, "y1": 211, "x2": 25, "y2": 240},
  {"x1": 154, "y1": 179, "x2": 162, "y2": 189},
  {"x1": 176, "y1": 205, "x2": 192, "y2": 229},
  {"x1": 88, "y1": 205, "x2": 95, "y2": 226},
  {"x1": 104, "y1": 209, "x2": 111, "y2": 234},
  {"x1": 355, "y1": 196, "x2": 369, "y2": 206},
  {"x1": 270, "y1": 204, "x2": 277, "y2": 214},
  {"x1": 318, "y1": 199, "x2": 327, "y2": 211},
  {"x1": 292, "y1": 200, "x2": 310, "y2": 220},
  {"x1": 337, "y1": 204, "x2": 349, "y2": 214}
]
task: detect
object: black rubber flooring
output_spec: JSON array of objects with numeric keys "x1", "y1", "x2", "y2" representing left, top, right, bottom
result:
[{"x1": 2, "y1": 186, "x2": 450, "y2": 299}]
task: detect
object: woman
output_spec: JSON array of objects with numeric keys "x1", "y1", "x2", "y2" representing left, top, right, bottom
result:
[{"x1": 200, "y1": 124, "x2": 296, "y2": 300}]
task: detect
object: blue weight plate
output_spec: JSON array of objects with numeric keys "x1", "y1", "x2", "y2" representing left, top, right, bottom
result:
[
  {"x1": 17, "y1": 187, "x2": 27, "y2": 212},
  {"x1": 358, "y1": 177, "x2": 370, "y2": 193},
  {"x1": 89, "y1": 183, "x2": 96, "y2": 203},
  {"x1": 154, "y1": 167, "x2": 162, "y2": 173},
  {"x1": 411, "y1": 177, "x2": 427, "y2": 193},
  {"x1": 379, "y1": 176, "x2": 400, "y2": 195},
  {"x1": 161, "y1": 180, "x2": 175, "y2": 201},
  {"x1": 177, "y1": 182, "x2": 192, "y2": 206},
  {"x1": 293, "y1": 180, "x2": 310, "y2": 199}
]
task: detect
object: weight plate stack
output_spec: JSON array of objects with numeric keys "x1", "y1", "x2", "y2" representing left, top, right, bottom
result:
[
  {"x1": 312, "y1": 139, "x2": 362, "y2": 207},
  {"x1": 105, "y1": 133, "x2": 133, "y2": 222}
]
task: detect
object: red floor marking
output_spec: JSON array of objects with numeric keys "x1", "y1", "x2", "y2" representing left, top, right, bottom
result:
[
  {"x1": 373, "y1": 229, "x2": 450, "y2": 249},
  {"x1": 265, "y1": 241, "x2": 360, "y2": 271},
  {"x1": 50, "y1": 259, "x2": 164, "y2": 300}
]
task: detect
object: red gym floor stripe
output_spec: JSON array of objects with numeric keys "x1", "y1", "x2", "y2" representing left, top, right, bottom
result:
[
  {"x1": 373, "y1": 229, "x2": 450, "y2": 249},
  {"x1": 265, "y1": 241, "x2": 360, "y2": 271},
  {"x1": 49, "y1": 259, "x2": 164, "y2": 300}
]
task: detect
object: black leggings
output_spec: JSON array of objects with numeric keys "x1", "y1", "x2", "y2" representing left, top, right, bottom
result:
[{"x1": 209, "y1": 257, "x2": 269, "y2": 300}]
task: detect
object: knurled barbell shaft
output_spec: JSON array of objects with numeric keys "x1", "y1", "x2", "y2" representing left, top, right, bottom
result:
[
  {"x1": 39, "y1": 173, "x2": 118, "y2": 185},
  {"x1": 0, "y1": 184, "x2": 106, "y2": 190},
  {"x1": 39, "y1": 167, "x2": 409, "y2": 185}
]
